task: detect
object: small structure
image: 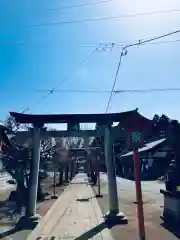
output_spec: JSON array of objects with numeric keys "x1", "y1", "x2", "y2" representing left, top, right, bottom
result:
[
  {"x1": 160, "y1": 159, "x2": 180, "y2": 230},
  {"x1": 160, "y1": 120, "x2": 180, "y2": 231},
  {"x1": 118, "y1": 138, "x2": 170, "y2": 180}
]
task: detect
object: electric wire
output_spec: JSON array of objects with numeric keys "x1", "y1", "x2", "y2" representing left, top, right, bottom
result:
[
  {"x1": 20, "y1": 9, "x2": 180, "y2": 28},
  {"x1": 49, "y1": 47, "x2": 98, "y2": 93},
  {"x1": 125, "y1": 29, "x2": 180, "y2": 48},
  {"x1": 23, "y1": 0, "x2": 116, "y2": 14},
  {"x1": 105, "y1": 28, "x2": 180, "y2": 112},
  {"x1": 10, "y1": 29, "x2": 180, "y2": 116},
  {"x1": 2, "y1": 39, "x2": 180, "y2": 48},
  {"x1": 105, "y1": 50, "x2": 124, "y2": 113},
  {"x1": 2, "y1": 88, "x2": 180, "y2": 94},
  {"x1": 20, "y1": 46, "x2": 99, "y2": 114}
]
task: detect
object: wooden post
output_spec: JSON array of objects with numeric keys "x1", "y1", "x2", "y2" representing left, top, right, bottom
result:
[
  {"x1": 51, "y1": 160, "x2": 58, "y2": 199},
  {"x1": 96, "y1": 156, "x2": 103, "y2": 198},
  {"x1": 65, "y1": 164, "x2": 69, "y2": 182}
]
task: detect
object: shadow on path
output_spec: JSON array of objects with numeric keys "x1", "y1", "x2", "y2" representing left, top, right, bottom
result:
[
  {"x1": 0, "y1": 200, "x2": 16, "y2": 221},
  {"x1": 74, "y1": 221, "x2": 113, "y2": 240},
  {"x1": 0, "y1": 226, "x2": 19, "y2": 239},
  {"x1": 161, "y1": 223, "x2": 180, "y2": 239}
]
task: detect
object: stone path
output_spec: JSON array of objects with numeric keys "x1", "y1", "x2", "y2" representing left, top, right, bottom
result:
[{"x1": 27, "y1": 174, "x2": 113, "y2": 240}]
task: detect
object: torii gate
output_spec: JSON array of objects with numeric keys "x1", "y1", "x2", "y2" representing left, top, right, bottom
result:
[{"x1": 10, "y1": 110, "x2": 150, "y2": 228}]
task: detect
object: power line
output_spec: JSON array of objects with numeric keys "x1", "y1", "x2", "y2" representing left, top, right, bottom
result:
[
  {"x1": 21, "y1": 94, "x2": 51, "y2": 113},
  {"x1": 12, "y1": 29, "x2": 180, "y2": 114},
  {"x1": 0, "y1": 41, "x2": 125, "y2": 47},
  {"x1": 23, "y1": 0, "x2": 116, "y2": 14},
  {"x1": 117, "y1": 39, "x2": 180, "y2": 47},
  {"x1": 125, "y1": 29, "x2": 180, "y2": 48},
  {"x1": 114, "y1": 88, "x2": 180, "y2": 93},
  {"x1": 21, "y1": 46, "x2": 99, "y2": 113},
  {"x1": 50, "y1": 48, "x2": 98, "y2": 93},
  {"x1": 20, "y1": 9, "x2": 180, "y2": 28},
  {"x1": 2, "y1": 39, "x2": 180, "y2": 48},
  {"x1": 105, "y1": 28, "x2": 180, "y2": 112},
  {"x1": 3, "y1": 87, "x2": 180, "y2": 94},
  {"x1": 105, "y1": 49, "x2": 125, "y2": 113}
]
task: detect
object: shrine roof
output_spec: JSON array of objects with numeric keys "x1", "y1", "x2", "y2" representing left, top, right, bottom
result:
[{"x1": 120, "y1": 138, "x2": 166, "y2": 158}]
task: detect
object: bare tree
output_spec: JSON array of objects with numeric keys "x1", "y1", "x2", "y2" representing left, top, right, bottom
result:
[{"x1": 0, "y1": 119, "x2": 62, "y2": 215}]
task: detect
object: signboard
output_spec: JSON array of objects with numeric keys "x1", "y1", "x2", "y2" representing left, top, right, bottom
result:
[{"x1": 127, "y1": 130, "x2": 144, "y2": 150}]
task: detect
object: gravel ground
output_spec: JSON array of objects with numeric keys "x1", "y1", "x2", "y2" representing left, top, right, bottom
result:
[
  {"x1": 0, "y1": 175, "x2": 69, "y2": 240},
  {"x1": 92, "y1": 173, "x2": 179, "y2": 240}
]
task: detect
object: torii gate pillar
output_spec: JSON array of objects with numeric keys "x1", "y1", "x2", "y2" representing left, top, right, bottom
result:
[
  {"x1": 104, "y1": 124, "x2": 128, "y2": 224},
  {"x1": 17, "y1": 123, "x2": 43, "y2": 228},
  {"x1": 67, "y1": 121, "x2": 80, "y2": 178}
]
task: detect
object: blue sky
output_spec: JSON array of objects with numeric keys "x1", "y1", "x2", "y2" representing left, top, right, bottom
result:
[{"x1": 1, "y1": 0, "x2": 180, "y2": 127}]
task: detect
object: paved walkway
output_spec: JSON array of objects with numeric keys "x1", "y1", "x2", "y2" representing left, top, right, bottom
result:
[{"x1": 27, "y1": 174, "x2": 113, "y2": 240}]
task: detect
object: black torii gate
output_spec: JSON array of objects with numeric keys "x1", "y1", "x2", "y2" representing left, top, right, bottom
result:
[{"x1": 10, "y1": 110, "x2": 149, "y2": 228}]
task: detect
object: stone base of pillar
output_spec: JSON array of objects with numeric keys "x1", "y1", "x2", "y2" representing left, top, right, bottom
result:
[
  {"x1": 15, "y1": 214, "x2": 41, "y2": 230},
  {"x1": 51, "y1": 195, "x2": 58, "y2": 199},
  {"x1": 64, "y1": 180, "x2": 70, "y2": 184},
  {"x1": 104, "y1": 211, "x2": 128, "y2": 225},
  {"x1": 95, "y1": 194, "x2": 103, "y2": 198}
]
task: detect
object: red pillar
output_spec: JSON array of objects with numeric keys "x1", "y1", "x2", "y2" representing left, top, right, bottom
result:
[{"x1": 133, "y1": 149, "x2": 145, "y2": 240}]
